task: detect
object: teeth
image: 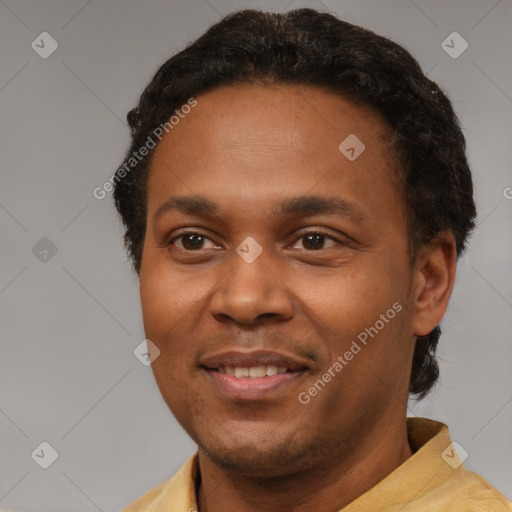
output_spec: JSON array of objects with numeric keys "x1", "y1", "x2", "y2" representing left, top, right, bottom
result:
[
  {"x1": 266, "y1": 365, "x2": 278, "y2": 376},
  {"x1": 249, "y1": 366, "x2": 266, "y2": 378},
  {"x1": 234, "y1": 367, "x2": 249, "y2": 378},
  {"x1": 222, "y1": 365, "x2": 290, "y2": 378}
]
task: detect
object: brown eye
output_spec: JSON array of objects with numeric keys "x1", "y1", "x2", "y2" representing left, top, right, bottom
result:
[
  {"x1": 170, "y1": 232, "x2": 217, "y2": 250},
  {"x1": 302, "y1": 233, "x2": 327, "y2": 250},
  {"x1": 291, "y1": 230, "x2": 339, "y2": 251}
]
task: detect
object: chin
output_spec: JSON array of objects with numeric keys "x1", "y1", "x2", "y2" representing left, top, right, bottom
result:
[
  {"x1": 195, "y1": 425, "x2": 328, "y2": 478},
  {"x1": 202, "y1": 443, "x2": 301, "y2": 477}
]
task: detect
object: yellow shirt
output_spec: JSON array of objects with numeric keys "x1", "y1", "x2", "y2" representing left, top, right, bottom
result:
[{"x1": 123, "y1": 417, "x2": 512, "y2": 511}]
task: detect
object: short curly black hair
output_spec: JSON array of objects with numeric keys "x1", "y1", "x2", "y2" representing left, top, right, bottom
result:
[{"x1": 113, "y1": 8, "x2": 476, "y2": 400}]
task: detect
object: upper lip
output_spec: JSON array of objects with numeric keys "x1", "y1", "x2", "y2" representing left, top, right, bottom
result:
[{"x1": 199, "y1": 350, "x2": 310, "y2": 371}]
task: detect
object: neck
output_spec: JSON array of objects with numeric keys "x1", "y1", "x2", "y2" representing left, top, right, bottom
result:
[{"x1": 196, "y1": 418, "x2": 413, "y2": 512}]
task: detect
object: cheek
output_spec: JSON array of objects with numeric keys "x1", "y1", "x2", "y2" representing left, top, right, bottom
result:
[
  {"x1": 139, "y1": 263, "x2": 206, "y2": 336},
  {"x1": 298, "y1": 258, "x2": 410, "y2": 383},
  {"x1": 140, "y1": 271, "x2": 180, "y2": 338},
  {"x1": 139, "y1": 267, "x2": 202, "y2": 409},
  {"x1": 305, "y1": 262, "x2": 401, "y2": 330}
]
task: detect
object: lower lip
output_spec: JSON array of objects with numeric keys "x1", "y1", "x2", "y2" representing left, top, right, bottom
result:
[{"x1": 202, "y1": 368, "x2": 307, "y2": 401}]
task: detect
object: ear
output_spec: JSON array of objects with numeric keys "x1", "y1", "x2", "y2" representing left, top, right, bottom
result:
[{"x1": 411, "y1": 231, "x2": 457, "y2": 337}]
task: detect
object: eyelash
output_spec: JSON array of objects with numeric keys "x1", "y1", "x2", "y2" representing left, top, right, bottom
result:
[{"x1": 168, "y1": 229, "x2": 343, "y2": 251}]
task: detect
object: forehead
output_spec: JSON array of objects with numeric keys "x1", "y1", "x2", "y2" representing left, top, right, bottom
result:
[
  {"x1": 146, "y1": 83, "x2": 400, "y2": 223},
  {"x1": 152, "y1": 83, "x2": 390, "y2": 157}
]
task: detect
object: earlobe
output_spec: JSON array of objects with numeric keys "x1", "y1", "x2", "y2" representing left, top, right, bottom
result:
[{"x1": 412, "y1": 232, "x2": 457, "y2": 337}]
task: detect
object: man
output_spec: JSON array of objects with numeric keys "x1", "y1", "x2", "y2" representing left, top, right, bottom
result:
[{"x1": 114, "y1": 8, "x2": 511, "y2": 512}]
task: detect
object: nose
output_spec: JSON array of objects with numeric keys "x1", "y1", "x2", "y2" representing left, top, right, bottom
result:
[{"x1": 209, "y1": 247, "x2": 294, "y2": 326}]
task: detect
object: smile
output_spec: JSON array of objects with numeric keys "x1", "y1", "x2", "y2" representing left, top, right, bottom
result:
[
  {"x1": 199, "y1": 349, "x2": 311, "y2": 400},
  {"x1": 201, "y1": 366, "x2": 308, "y2": 400},
  {"x1": 217, "y1": 365, "x2": 290, "y2": 378}
]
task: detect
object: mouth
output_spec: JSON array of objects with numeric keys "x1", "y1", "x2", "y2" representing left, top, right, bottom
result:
[
  {"x1": 211, "y1": 364, "x2": 295, "y2": 378},
  {"x1": 199, "y1": 350, "x2": 310, "y2": 400}
]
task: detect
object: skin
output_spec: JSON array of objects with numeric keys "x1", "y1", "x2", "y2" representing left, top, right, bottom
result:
[{"x1": 139, "y1": 83, "x2": 457, "y2": 512}]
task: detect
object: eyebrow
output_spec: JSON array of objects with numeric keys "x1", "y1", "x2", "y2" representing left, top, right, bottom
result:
[{"x1": 153, "y1": 195, "x2": 366, "y2": 224}]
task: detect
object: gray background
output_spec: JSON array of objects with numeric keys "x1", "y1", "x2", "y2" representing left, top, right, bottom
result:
[{"x1": 1, "y1": 0, "x2": 511, "y2": 510}]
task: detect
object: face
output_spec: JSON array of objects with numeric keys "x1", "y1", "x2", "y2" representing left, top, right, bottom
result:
[{"x1": 139, "y1": 83, "x2": 419, "y2": 477}]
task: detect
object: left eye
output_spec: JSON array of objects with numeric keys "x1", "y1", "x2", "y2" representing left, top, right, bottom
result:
[{"x1": 291, "y1": 231, "x2": 339, "y2": 251}]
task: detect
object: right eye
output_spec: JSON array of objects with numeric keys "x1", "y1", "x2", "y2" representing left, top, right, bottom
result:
[{"x1": 169, "y1": 231, "x2": 219, "y2": 251}]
